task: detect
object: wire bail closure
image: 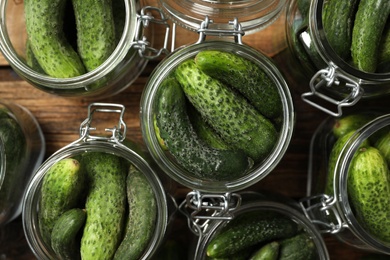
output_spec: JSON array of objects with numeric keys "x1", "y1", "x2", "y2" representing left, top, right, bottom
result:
[{"x1": 196, "y1": 16, "x2": 245, "y2": 44}]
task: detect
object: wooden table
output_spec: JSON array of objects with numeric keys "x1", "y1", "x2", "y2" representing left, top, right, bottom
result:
[{"x1": 0, "y1": 0, "x2": 388, "y2": 259}]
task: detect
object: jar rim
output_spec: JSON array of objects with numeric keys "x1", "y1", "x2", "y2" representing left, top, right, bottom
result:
[
  {"x1": 140, "y1": 40, "x2": 294, "y2": 193},
  {"x1": 22, "y1": 140, "x2": 169, "y2": 259},
  {"x1": 158, "y1": 0, "x2": 287, "y2": 34},
  {"x1": 0, "y1": 0, "x2": 138, "y2": 89},
  {"x1": 309, "y1": 0, "x2": 390, "y2": 81}
]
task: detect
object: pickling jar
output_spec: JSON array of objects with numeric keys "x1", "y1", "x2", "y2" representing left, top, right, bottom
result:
[
  {"x1": 302, "y1": 111, "x2": 390, "y2": 254},
  {"x1": 0, "y1": 0, "x2": 170, "y2": 98},
  {"x1": 182, "y1": 191, "x2": 329, "y2": 260},
  {"x1": 22, "y1": 103, "x2": 172, "y2": 259},
  {"x1": 284, "y1": 0, "x2": 390, "y2": 117},
  {"x1": 0, "y1": 100, "x2": 44, "y2": 227}
]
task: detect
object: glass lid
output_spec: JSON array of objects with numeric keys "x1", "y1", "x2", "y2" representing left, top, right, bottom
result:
[{"x1": 158, "y1": 0, "x2": 287, "y2": 34}]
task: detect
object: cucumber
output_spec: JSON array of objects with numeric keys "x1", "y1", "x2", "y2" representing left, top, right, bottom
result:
[
  {"x1": 38, "y1": 158, "x2": 86, "y2": 246},
  {"x1": 175, "y1": 59, "x2": 278, "y2": 163},
  {"x1": 114, "y1": 165, "x2": 157, "y2": 259},
  {"x1": 322, "y1": 0, "x2": 359, "y2": 60},
  {"x1": 325, "y1": 131, "x2": 369, "y2": 196},
  {"x1": 374, "y1": 131, "x2": 390, "y2": 166},
  {"x1": 80, "y1": 152, "x2": 127, "y2": 260},
  {"x1": 332, "y1": 113, "x2": 376, "y2": 138},
  {"x1": 206, "y1": 211, "x2": 299, "y2": 258},
  {"x1": 249, "y1": 241, "x2": 280, "y2": 260},
  {"x1": 348, "y1": 146, "x2": 390, "y2": 242},
  {"x1": 51, "y1": 208, "x2": 86, "y2": 260},
  {"x1": 195, "y1": 50, "x2": 282, "y2": 119},
  {"x1": 72, "y1": 0, "x2": 116, "y2": 71},
  {"x1": 351, "y1": 0, "x2": 390, "y2": 72},
  {"x1": 25, "y1": 40, "x2": 45, "y2": 74},
  {"x1": 155, "y1": 76, "x2": 251, "y2": 180},
  {"x1": 378, "y1": 21, "x2": 390, "y2": 67},
  {"x1": 278, "y1": 232, "x2": 317, "y2": 260},
  {"x1": 24, "y1": 0, "x2": 86, "y2": 78}
]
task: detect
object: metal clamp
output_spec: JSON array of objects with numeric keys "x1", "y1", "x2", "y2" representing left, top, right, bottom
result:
[
  {"x1": 299, "y1": 194, "x2": 346, "y2": 234},
  {"x1": 178, "y1": 190, "x2": 242, "y2": 236},
  {"x1": 196, "y1": 16, "x2": 245, "y2": 44},
  {"x1": 301, "y1": 65, "x2": 363, "y2": 117},
  {"x1": 134, "y1": 6, "x2": 171, "y2": 59},
  {"x1": 79, "y1": 103, "x2": 127, "y2": 143}
]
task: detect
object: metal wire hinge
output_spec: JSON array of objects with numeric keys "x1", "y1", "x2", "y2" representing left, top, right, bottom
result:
[
  {"x1": 178, "y1": 191, "x2": 242, "y2": 236},
  {"x1": 301, "y1": 65, "x2": 363, "y2": 117},
  {"x1": 79, "y1": 103, "x2": 127, "y2": 143},
  {"x1": 134, "y1": 6, "x2": 171, "y2": 59},
  {"x1": 196, "y1": 16, "x2": 245, "y2": 44}
]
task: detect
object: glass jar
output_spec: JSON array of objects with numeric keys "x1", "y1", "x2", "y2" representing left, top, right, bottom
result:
[
  {"x1": 302, "y1": 111, "x2": 390, "y2": 254},
  {"x1": 183, "y1": 191, "x2": 329, "y2": 260},
  {"x1": 284, "y1": 0, "x2": 390, "y2": 116},
  {"x1": 140, "y1": 18, "x2": 294, "y2": 194},
  {"x1": 0, "y1": 99, "x2": 45, "y2": 226},
  {"x1": 0, "y1": 0, "x2": 168, "y2": 98},
  {"x1": 22, "y1": 103, "x2": 170, "y2": 259}
]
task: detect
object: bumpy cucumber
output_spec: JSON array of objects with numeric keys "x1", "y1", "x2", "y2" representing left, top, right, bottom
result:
[
  {"x1": 351, "y1": 0, "x2": 390, "y2": 72},
  {"x1": 250, "y1": 241, "x2": 280, "y2": 260},
  {"x1": 72, "y1": 0, "x2": 116, "y2": 71},
  {"x1": 175, "y1": 59, "x2": 277, "y2": 163},
  {"x1": 378, "y1": 22, "x2": 390, "y2": 67},
  {"x1": 278, "y1": 232, "x2": 317, "y2": 260},
  {"x1": 348, "y1": 146, "x2": 390, "y2": 242},
  {"x1": 24, "y1": 0, "x2": 86, "y2": 77},
  {"x1": 51, "y1": 208, "x2": 86, "y2": 260},
  {"x1": 206, "y1": 211, "x2": 299, "y2": 258},
  {"x1": 325, "y1": 131, "x2": 370, "y2": 196},
  {"x1": 25, "y1": 40, "x2": 45, "y2": 74},
  {"x1": 374, "y1": 131, "x2": 390, "y2": 166},
  {"x1": 114, "y1": 165, "x2": 157, "y2": 259},
  {"x1": 80, "y1": 152, "x2": 127, "y2": 260},
  {"x1": 38, "y1": 158, "x2": 85, "y2": 246},
  {"x1": 332, "y1": 113, "x2": 376, "y2": 138},
  {"x1": 195, "y1": 50, "x2": 282, "y2": 119},
  {"x1": 322, "y1": 0, "x2": 359, "y2": 60},
  {"x1": 155, "y1": 76, "x2": 251, "y2": 180}
]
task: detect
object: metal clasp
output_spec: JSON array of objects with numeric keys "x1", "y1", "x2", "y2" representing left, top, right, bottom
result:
[
  {"x1": 134, "y1": 6, "x2": 171, "y2": 59},
  {"x1": 79, "y1": 103, "x2": 126, "y2": 143},
  {"x1": 178, "y1": 190, "x2": 241, "y2": 237},
  {"x1": 299, "y1": 194, "x2": 346, "y2": 234},
  {"x1": 196, "y1": 16, "x2": 245, "y2": 44},
  {"x1": 301, "y1": 65, "x2": 363, "y2": 117}
]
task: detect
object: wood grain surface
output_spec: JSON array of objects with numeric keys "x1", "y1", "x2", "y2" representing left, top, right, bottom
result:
[{"x1": 0, "y1": 0, "x2": 389, "y2": 259}]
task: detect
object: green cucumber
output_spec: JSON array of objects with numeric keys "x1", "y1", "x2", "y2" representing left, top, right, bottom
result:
[
  {"x1": 322, "y1": 0, "x2": 359, "y2": 60},
  {"x1": 332, "y1": 113, "x2": 376, "y2": 138},
  {"x1": 24, "y1": 0, "x2": 86, "y2": 78},
  {"x1": 278, "y1": 232, "x2": 317, "y2": 260},
  {"x1": 38, "y1": 158, "x2": 85, "y2": 246},
  {"x1": 72, "y1": 0, "x2": 116, "y2": 71},
  {"x1": 155, "y1": 76, "x2": 251, "y2": 180},
  {"x1": 195, "y1": 50, "x2": 282, "y2": 119},
  {"x1": 51, "y1": 208, "x2": 86, "y2": 260},
  {"x1": 378, "y1": 22, "x2": 390, "y2": 67},
  {"x1": 325, "y1": 131, "x2": 369, "y2": 196},
  {"x1": 351, "y1": 0, "x2": 390, "y2": 72},
  {"x1": 175, "y1": 59, "x2": 278, "y2": 163},
  {"x1": 80, "y1": 152, "x2": 127, "y2": 260},
  {"x1": 348, "y1": 146, "x2": 390, "y2": 242},
  {"x1": 25, "y1": 40, "x2": 45, "y2": 74},
  {"x1": 206, "y1": 211, "x2": 299, "y2": 258},
  {"x1": 374, "y1": 130, "x2": 390, "y2": 166},
  {"x1": 249, "y1": 241, "x2": 280, "y2": 260},
  {"x1": 114, "y1": 165, "x2": 157, "y2": 259}
]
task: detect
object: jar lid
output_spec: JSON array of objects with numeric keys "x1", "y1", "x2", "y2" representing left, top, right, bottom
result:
[{"x1": 158, "y1": 0, "x2": 287, "y2": 34}]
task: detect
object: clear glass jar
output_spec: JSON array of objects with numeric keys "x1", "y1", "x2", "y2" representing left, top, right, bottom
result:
[
  {"x1": 284, "y1": 0, "x2": 390, "y2": 116},
  {"x1": 22, "y1": 103, "x2": 170, "y2": 259},
  {"x1": 0, "y1": 0, "x2": 166, "y2": 98},
  {"x1": 186, "y1": 191, "x2": 329, "y2": 260},
  {"x1": 302, "y1": 112, "x2": 390, "y2": 254},
  {"x1": 140, "y1": 19, "x2": 294, "y2": 193},
  {"x1": 0, "y1": 100, "x2": 45, "y2": 226}
]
